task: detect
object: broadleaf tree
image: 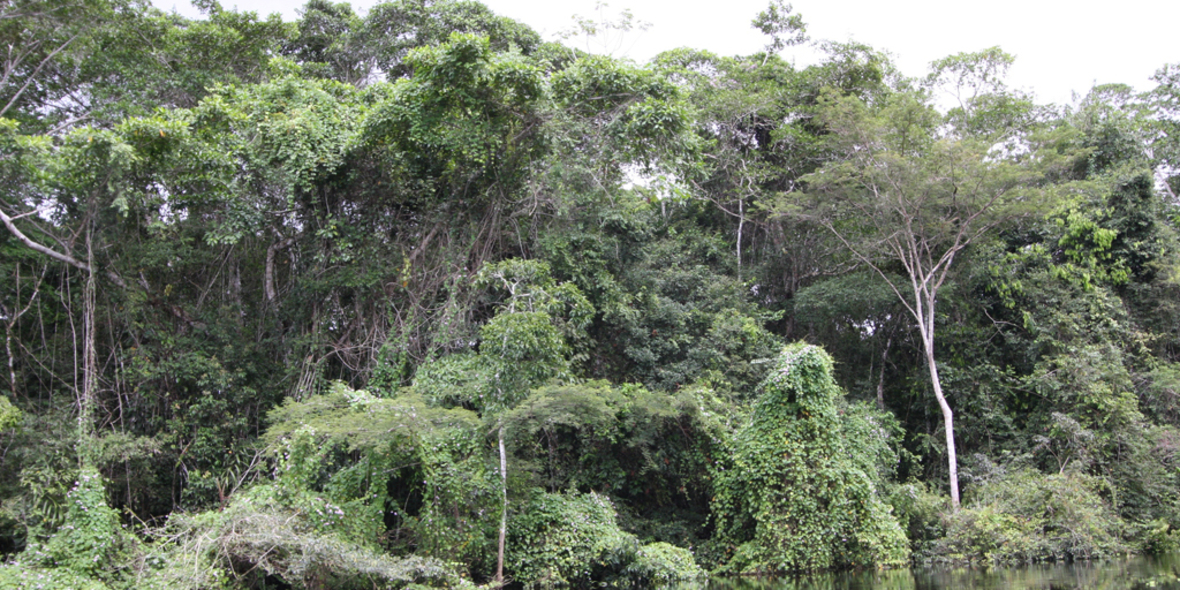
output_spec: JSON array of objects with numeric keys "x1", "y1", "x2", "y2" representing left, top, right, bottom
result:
[{"x1": 781, "y1": 50, "x2": 1074, "y2": 507}]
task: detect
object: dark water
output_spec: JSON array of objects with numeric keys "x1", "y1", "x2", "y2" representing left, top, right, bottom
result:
[{"x1": 704, "y1": 553, "x2": 1180, "y2": 590}]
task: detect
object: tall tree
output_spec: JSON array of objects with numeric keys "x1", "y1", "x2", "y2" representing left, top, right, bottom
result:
[
  {"x1": 1148, "y1": 62, "x2": 1180, "y2": 200},
  {"x1": 473, "y1": 259, "x2": 591, "y2": 583},
  {"x1": 783, "y1": 49, "x2": 1069, "y2": 507},
  {"x1": 0, "y1": 0, "x2": 125, "y2": 125},
  {"x1": 751, "y1": 0, "x2": 806, "y2": 64}
]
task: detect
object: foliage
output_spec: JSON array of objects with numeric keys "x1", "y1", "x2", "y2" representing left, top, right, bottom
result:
[
  {"x1": 506, "y1": 489, "x2": 700, "y2": 589},
  {"x1": 839, "y1": 400, "x2": 909, "y2": 487},
  {"x1": 1149, "y1": 62, "x2": 1180, "y2": 195},
  {"x1": 84, "y1": 5, "x2": 294, "y2": 119},
  {"x1": 0, "y1": 0, "x2": 129, "y2": 125},
  {"x1": 119, "y1": 383, "x2": 488, "y2": 589},
  {"x1": 886, "y1": 483, "x2": 950, "y2": 556},
  {"x1": 930, "y1": 469, "x2": 1130, "y2": 564},
  {"x1": 554, "y1": 216, "x2": 783, "y2": 395},
  {"x1": 550, "y1": 53, "x2": 691, "y2": 169},
  {"x1": 18, "y1": 468, "x2": 129, "y2": 584},
  {"x1": 502, "y1": 381, "x2": 725, "y2": 548},
  {"x1": 358, "y1": 0, "x2": 543, "y2": 79},
  {"x1": 783, "y1": 52, "x2": 1078, "y2": 507},
  {"x1": 144, "y1": 485, "x2": 471, "y2": 590},
  {"x1": 711, "y1": 343, "x2": 910, "y2": 573},
  {"x1": 0, "y1": 562, "x2": 110, "y2": 590},
  {"x1": 0, "y1": 396, "x2": 20, "y2": 432},
  {"x1": 5, "y1": 0, "x2": 1180, "y2": 585},
  {"x1": 751, "y1": 0, "x2": 807, "y2": 55},
  {"x1": 410, "y1": 258, "x2": 593, "y2": 414},
  {"x1": 362, "y1": 32, "x2": 546, "y2": 205},
  {"x1": 794, "y1": 272, "x2": 907, "y2": 403},
  {"x1": 507, "y1": 490, "x2": 636, "y2": 588},
  {"x1": 1143, "y1": 517, "x2": 1180, "y2": 555},
  {"x1": 624, "y1": 541, "x2": 704, "y2": 586},
  {"x1": 264, "y1": 382, "x2": 497, "y2": 572}
]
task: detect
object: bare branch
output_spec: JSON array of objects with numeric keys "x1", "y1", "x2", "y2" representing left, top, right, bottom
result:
[{"x1": 0, "y1": 207, "x2": 126, "y2": 288}]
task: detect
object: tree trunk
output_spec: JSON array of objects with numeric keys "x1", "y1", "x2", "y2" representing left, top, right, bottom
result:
[
  {"x1": 876, "y1": 334, "x2": 891, "y2": 411},
  {"x1": 736, "y1": 198, "x2": 744, "y2": 281},
  {"x1": 927, "y1": 351, "x2": 960, "y2": 509},
  {"x1": 917, "y1": 306, "x2": 959, "y2": 509},
  {"x1": 79, "y1": 231, "x2": 98, "y2": 465},
  {"x1": 495, "y1": 423, "x2": 507, "y2": 584},
  {"x1": 4, "y1": 320, "x2": 15, "y2": 398},
  {"x1": 3, "y1": 263, "x2": 43, "y2": 397},
  {"x1": 265, "y1": 236, "x2": 295, "y2": 302}
]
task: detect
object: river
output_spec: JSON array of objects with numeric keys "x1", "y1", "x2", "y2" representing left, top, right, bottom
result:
[{"x1": 704, "y1": 553, "x2": 1180, "y2": 590}]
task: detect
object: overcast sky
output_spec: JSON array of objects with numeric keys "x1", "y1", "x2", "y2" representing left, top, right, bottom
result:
[{"x1": 153, "y1": 0, "x2": 1180, "y2": 107}]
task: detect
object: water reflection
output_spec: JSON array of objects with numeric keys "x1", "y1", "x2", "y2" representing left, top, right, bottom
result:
[{"x1": 703, "y1": 553, "x2": 1180, "y2": 590}]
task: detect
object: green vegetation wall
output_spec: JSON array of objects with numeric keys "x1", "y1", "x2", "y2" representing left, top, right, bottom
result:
[{"x1": 3, "y1": 0, "x2": 1180, "y2": 586}]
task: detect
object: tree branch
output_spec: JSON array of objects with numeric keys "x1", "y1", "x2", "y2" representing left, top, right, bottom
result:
[{"x1": 0, "y1": 207, "x2": 126, "y2": 288}]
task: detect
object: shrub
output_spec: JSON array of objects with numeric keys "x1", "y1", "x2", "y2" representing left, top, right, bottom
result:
[
  {"x1": 507, "y1": 490, "x2": 638, "y2": 588},
  {"x1": 1141, "y1": 518, "x2": 1180, "y2": 555},
  {"x1": 887, "y1": 482, "x2": 949, "y2": 556},
  {"x1": 623, "y1": 541, "x2": 704, "y2": 586},
  {"x1": 263, "y1": 384, "x2": 498, "y2": 575},
  {"x1": 28, "y1": 468, "x2": 128, "y2": 582},
  {"x1": 507, "y1": 490, "x2": 703, "y2": 589},
  {"x1": 141, "y1": 485, "x2": 471, "y2": 590},
  {"x1": 931, "y1": 469, "x2": 1129, "y2": 564},
  {"x1": 0, "y1": 562, "x2": 110, "y2": 590},
  {"x1": 0, "y1": 396, "x2": 21, "y2": 432},
  {"x1": 0, "y1": 468, "x2": 127, "y2": 589}
]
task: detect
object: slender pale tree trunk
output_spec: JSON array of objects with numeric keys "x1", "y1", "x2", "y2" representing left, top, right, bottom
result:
[
  {"x1": 4, "y1": 321, "x2": 15, "y2": 397},
  {"x1": 495, "y1": 423, "x2": 507, "y2": 584},
  {"x1": 914, "y1": 290, "x2": 959, "y2": 509},
  {"x1": 2, "y1": 196, "x2": 113, "y2": 464},
  {"x1": 736, "y1": 197, "x2": 744, "y2": 281},
  {"x1": 265, "y1": 236, "x2": 295, "y2": 302},
  {"x1": 79, "y1": 229, "x2": 99, "y2": 465},
  {"x1": 4, "y1": 265, "x2": 44, "y2": 398},
  {"x1": 925, "y1": 344, "x2": 959, "y2": 508}
]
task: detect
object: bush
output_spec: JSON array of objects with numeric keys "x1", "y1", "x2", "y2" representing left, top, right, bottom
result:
[
  {"x1": 0, "y1": 468, "x2": 128, "y2": 589},
  {"x1": 507, "y1": 490, "x2": 703, "y2": 589},
  {"x1": 0, "y1": 563, "x2": 110, "y2": 590},
  {"x1": 141, "y1": 485, "x2": 471, "y2": 590},
  {"x1": 1141, "y1": 518, "x2": 1180, "y2": 555},
  {"x1": 263, "y1": 384, "x2": 498, "y2": 576},
  {"x1": 930, "y1": 469, "x2": 1129, "y2": 564},
  {"x1": 886, "y1": 482, "x2": 949, "y2": 557},
  {"x1": 28, "y1": 468, "x2": 129, "y2": 582},
  {"x1": 623, "y1": 542, "x2": 704, "y2": 586},
  {"x1": 0, "y1": 396, "x2": 21, "y2": 432},
  {"x1": 508, "y1": 490, "x2": 638, "y2": 588}
]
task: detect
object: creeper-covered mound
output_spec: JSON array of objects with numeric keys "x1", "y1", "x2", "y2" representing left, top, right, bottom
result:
[{"x1": 713, "y1": 343, "x2": 910, "y2": 573}]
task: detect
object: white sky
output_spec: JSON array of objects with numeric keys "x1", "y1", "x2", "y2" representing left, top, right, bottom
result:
[{"x1": 153, "y1": 0, "x2": 1180, "y2": 107}]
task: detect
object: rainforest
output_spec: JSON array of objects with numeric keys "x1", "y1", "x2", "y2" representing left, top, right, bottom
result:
[{"x1": 1, "y1": 0, "x2": 1179, "y2": 588}]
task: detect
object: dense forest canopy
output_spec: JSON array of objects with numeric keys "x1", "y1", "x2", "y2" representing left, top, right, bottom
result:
[{"x1": 1, "y1": 0, "x2": 1179, "y2": 588}]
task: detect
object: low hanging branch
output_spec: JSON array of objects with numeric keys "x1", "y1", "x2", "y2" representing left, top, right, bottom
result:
[{"x1": 0, "y1": 208, "x2": 127, "y2": 289}]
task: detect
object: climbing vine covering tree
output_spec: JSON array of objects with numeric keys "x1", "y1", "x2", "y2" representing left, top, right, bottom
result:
[{"x1": 712, "y1": 343, "x2": 910, "y2": 573}]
